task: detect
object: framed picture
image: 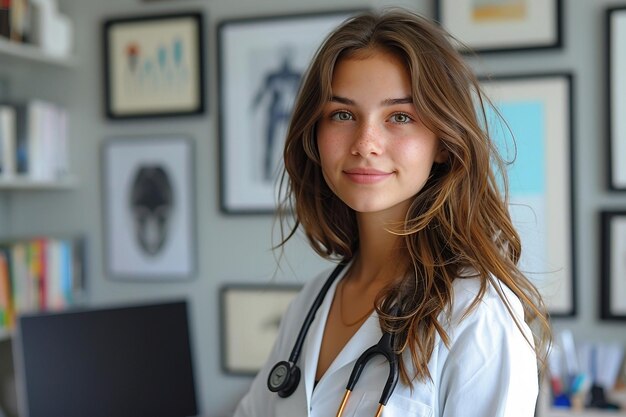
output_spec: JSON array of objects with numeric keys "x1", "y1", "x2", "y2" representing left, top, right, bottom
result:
[
  {"x1": 480, "y1": 73, "x2": 575, "y2": 316},
  {"x1": 103, "y1": 12, "x2": 205, "y2": 119},
  {"x1": 217, "y1": 10, "x2": 362, "y2": 214},
  {"x1": 600, "y1": 211, "x2": 626, "y2": 320},
  {"x1": 101, "y1": 136, "x2": 196, "y2": 280},
  {"x1": 435, "y1": 0, "x2": 562, "y2": 53},
  {"x1": 220, "y1": 284, "x2": 301, "y2": 375},
  {"x1": 607, "y1": 7, "x2": 626, "y2": 190}
]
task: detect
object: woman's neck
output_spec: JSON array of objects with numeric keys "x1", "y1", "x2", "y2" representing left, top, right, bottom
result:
[{"x1": 351, "y1": 211, "x2": 407, "y2": 286}]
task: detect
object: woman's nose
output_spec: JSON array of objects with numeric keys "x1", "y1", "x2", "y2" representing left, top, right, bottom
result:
[{"x1": 350, "y1": 121, "x2": 383, "y2": 157}]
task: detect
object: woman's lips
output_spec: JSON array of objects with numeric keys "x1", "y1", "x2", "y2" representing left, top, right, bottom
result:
[{"x1": 343, "y1": 168, "x2": 393, "y2": 184}]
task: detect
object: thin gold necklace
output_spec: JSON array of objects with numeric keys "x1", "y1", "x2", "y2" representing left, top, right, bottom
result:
[{"x1": 338, "y1": 279, "x2": 375, "y2": 327}]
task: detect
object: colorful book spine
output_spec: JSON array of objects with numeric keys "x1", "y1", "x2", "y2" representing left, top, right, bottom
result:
[
  {"x1": 0, "y1": 237, "x2": 84, "y2": 331},
  {"x1": 0, "y1": 251, "x2": 12, "y2": 327}
]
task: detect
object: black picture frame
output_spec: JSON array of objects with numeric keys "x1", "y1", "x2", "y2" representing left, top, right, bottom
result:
[
  {"x1": 217, "y1": 10, "x2": 363, "y2": 214},
  {"x1": 103, "y1": 12, "x2": 205, "y2": 119},
  {"x1": 101, "y1": 135, "x2": 197, "y2": 281},
  {"x1": 606, "y1": 7, "x2": 626, "y2": 190},
  {"x1": 219, "y1": 284, "x2": 301, "y2": 375},
  {"x1": 434, "y1": 0, "x2": 563, "y2": 54},
  {"x1": 600, "y1": 211, "x2": 626, "y2": 320},
  {"x1": 480, "y1": 73, "x2": 576, "y2": 317}
]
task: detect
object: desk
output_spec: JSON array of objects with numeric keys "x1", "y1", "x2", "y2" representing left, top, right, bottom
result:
[{"x1": 537, "y1": 381, "x2": 626, "y2": 417}]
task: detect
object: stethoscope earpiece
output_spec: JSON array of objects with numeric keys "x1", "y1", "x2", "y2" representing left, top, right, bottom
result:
[{"x1": 267, "y1": 361, "x2": 301, "y2": 398}]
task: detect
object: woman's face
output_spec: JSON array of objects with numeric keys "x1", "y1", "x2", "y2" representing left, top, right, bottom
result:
[{"x1": 316, "y1": 49, "x2": 446, "y2": 220}]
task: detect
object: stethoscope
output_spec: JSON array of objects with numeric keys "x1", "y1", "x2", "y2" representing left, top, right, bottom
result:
[{"x1": 267, "y1": 263, "x2": 400, "y2": 417}]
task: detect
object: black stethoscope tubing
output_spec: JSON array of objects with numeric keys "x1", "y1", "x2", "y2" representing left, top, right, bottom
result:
[
  {"x1": 267, "y1": 262, "x2": 400, "y2": 411},
  {"x1": 287, "y1": 262, "x2": 348, "y2": 364}
]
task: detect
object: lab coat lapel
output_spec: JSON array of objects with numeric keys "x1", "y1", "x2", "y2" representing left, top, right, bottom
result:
[
  {"x1": 274, "y1": 382, "x2": 308, "y2": 417},
  {"x1": 301, "y1": 275, "x2": 342, "y2": 412},
  {"x1": 321, "y1": 311, "x2": 382, "y2": 382}
]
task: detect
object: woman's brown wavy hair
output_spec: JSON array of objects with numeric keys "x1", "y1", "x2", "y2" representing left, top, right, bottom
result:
[{"x1": 277, "y1": 8, "x2": 550, "y2": 385}]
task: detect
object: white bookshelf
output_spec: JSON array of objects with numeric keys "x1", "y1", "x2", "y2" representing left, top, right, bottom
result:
[
  {"x1": 0, "y1": 176, "x2": 78, "y2": 190},
  {"x1": 0, "y1": 37, "x2": 76, "y2": 67},
  {"x1": 0, "y1": 37, "x2": 77, "y2": 192}
]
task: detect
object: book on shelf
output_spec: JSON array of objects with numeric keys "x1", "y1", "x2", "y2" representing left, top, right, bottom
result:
[
  {"x1": 0, "y1": 0, "x2": 30, "y2": 42},
  {"x1": 0, "y1": 237, "x2": 84, "y2": 331},
  {"x1": 0, "y1": 251, "x2": 11, "y2": 327},
  {"x1": 0, "y1": 99, "x2": 70, "y2": 181},
  {"x1": 0, "y1": 0, "x2": 74, "y2": 58},
  {"x1": 0, "y1": 0, "x2": 11, "y2": 39},
  {"x1": 0, "y1": 105, "x2": 16, "y2": 176},
  {"x1": 10, "y1": 0, "x2": 29, "y2": 43},
  {"x1": 30, "y1": 0, "x2": 73, "y2": 58}
]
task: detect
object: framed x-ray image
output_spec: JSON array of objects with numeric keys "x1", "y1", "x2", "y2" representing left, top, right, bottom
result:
[
  {"x1": 217, "y1": 10, "x2": 363, "y2": 214},
  {"x1": 101, "y1": 136, "x2": 196, "y2": 280}
]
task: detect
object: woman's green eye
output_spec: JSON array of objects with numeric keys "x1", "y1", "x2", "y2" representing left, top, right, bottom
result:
[
  {"x1": 392, "y1": 113, "x2": 411, "y2": 123},
  {"x1": 332, "y1": 111, "x2": 353, "y2": 121}
]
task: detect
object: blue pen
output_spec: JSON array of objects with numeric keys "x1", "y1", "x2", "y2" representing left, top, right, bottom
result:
[{"x1": 570, "y1": 373, "x2": 586, "y2": 394}]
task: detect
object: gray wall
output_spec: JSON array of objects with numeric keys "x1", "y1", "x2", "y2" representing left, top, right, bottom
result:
[{"x1": 2, "y1": 0, "x2": 626, "y2": 415}]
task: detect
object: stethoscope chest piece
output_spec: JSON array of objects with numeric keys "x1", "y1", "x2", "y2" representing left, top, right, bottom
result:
[{"x1": 268, "y1": 361, "x2": 301, "y2": 398}]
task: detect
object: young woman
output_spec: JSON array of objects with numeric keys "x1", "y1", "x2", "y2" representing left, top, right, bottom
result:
[{"x1": 234, "y1": 8, "x2": 550, "y2": 417}]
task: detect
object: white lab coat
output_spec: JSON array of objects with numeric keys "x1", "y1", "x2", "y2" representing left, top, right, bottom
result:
[{"x1": 233, "y1": 266, "x2": 538, "y2": 417}]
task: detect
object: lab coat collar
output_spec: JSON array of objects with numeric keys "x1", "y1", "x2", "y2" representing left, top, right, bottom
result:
[
  {"x1": 301, "y1": 272, "x2": 338, "y2": 410},
  {"x1": 321, "y1": 311, "x2": 381, "y2": 382},
  {"x1": 301, "y1": 270, "x2": 383, "y2": 411}
]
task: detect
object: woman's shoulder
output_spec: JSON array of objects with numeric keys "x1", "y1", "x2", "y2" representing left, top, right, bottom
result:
[
  {"x1": 436, "y1": 274, "x2": 535, "y2": 366},
  {"x1": 431, "y1": 276, "x2": 539, "y2": 416},
  {"x1": 446, "y1": 273, "x2": 526, "y2": 330}
]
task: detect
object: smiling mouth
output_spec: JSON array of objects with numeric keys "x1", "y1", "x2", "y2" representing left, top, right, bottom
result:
[{"x1": 343, "y1": 169, "x2": 393, "y2": 184}]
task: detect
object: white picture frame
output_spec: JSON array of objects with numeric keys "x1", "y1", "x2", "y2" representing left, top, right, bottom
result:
[{"x1": 101, "y1": 136, "x2": 196, "y2": 280}]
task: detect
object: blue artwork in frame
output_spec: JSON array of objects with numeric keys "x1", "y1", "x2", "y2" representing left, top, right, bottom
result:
[
  {"x1": 217, "y1": 10, "x2": 365, "y2": 214},
  {"x1": 481, "y1": 73, "x2": 575, "y2": 317}
]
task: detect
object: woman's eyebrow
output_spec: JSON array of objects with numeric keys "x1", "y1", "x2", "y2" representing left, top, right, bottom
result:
[
  {"x1": 329, "y1": 96, "x2": 413, "y2": 106},
  {"x1": 381, "y1": 97, "x2": 413, "y2": 106},
  {"x1": 330, "y1": 95, "x2": 354, "y2": 105}
]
